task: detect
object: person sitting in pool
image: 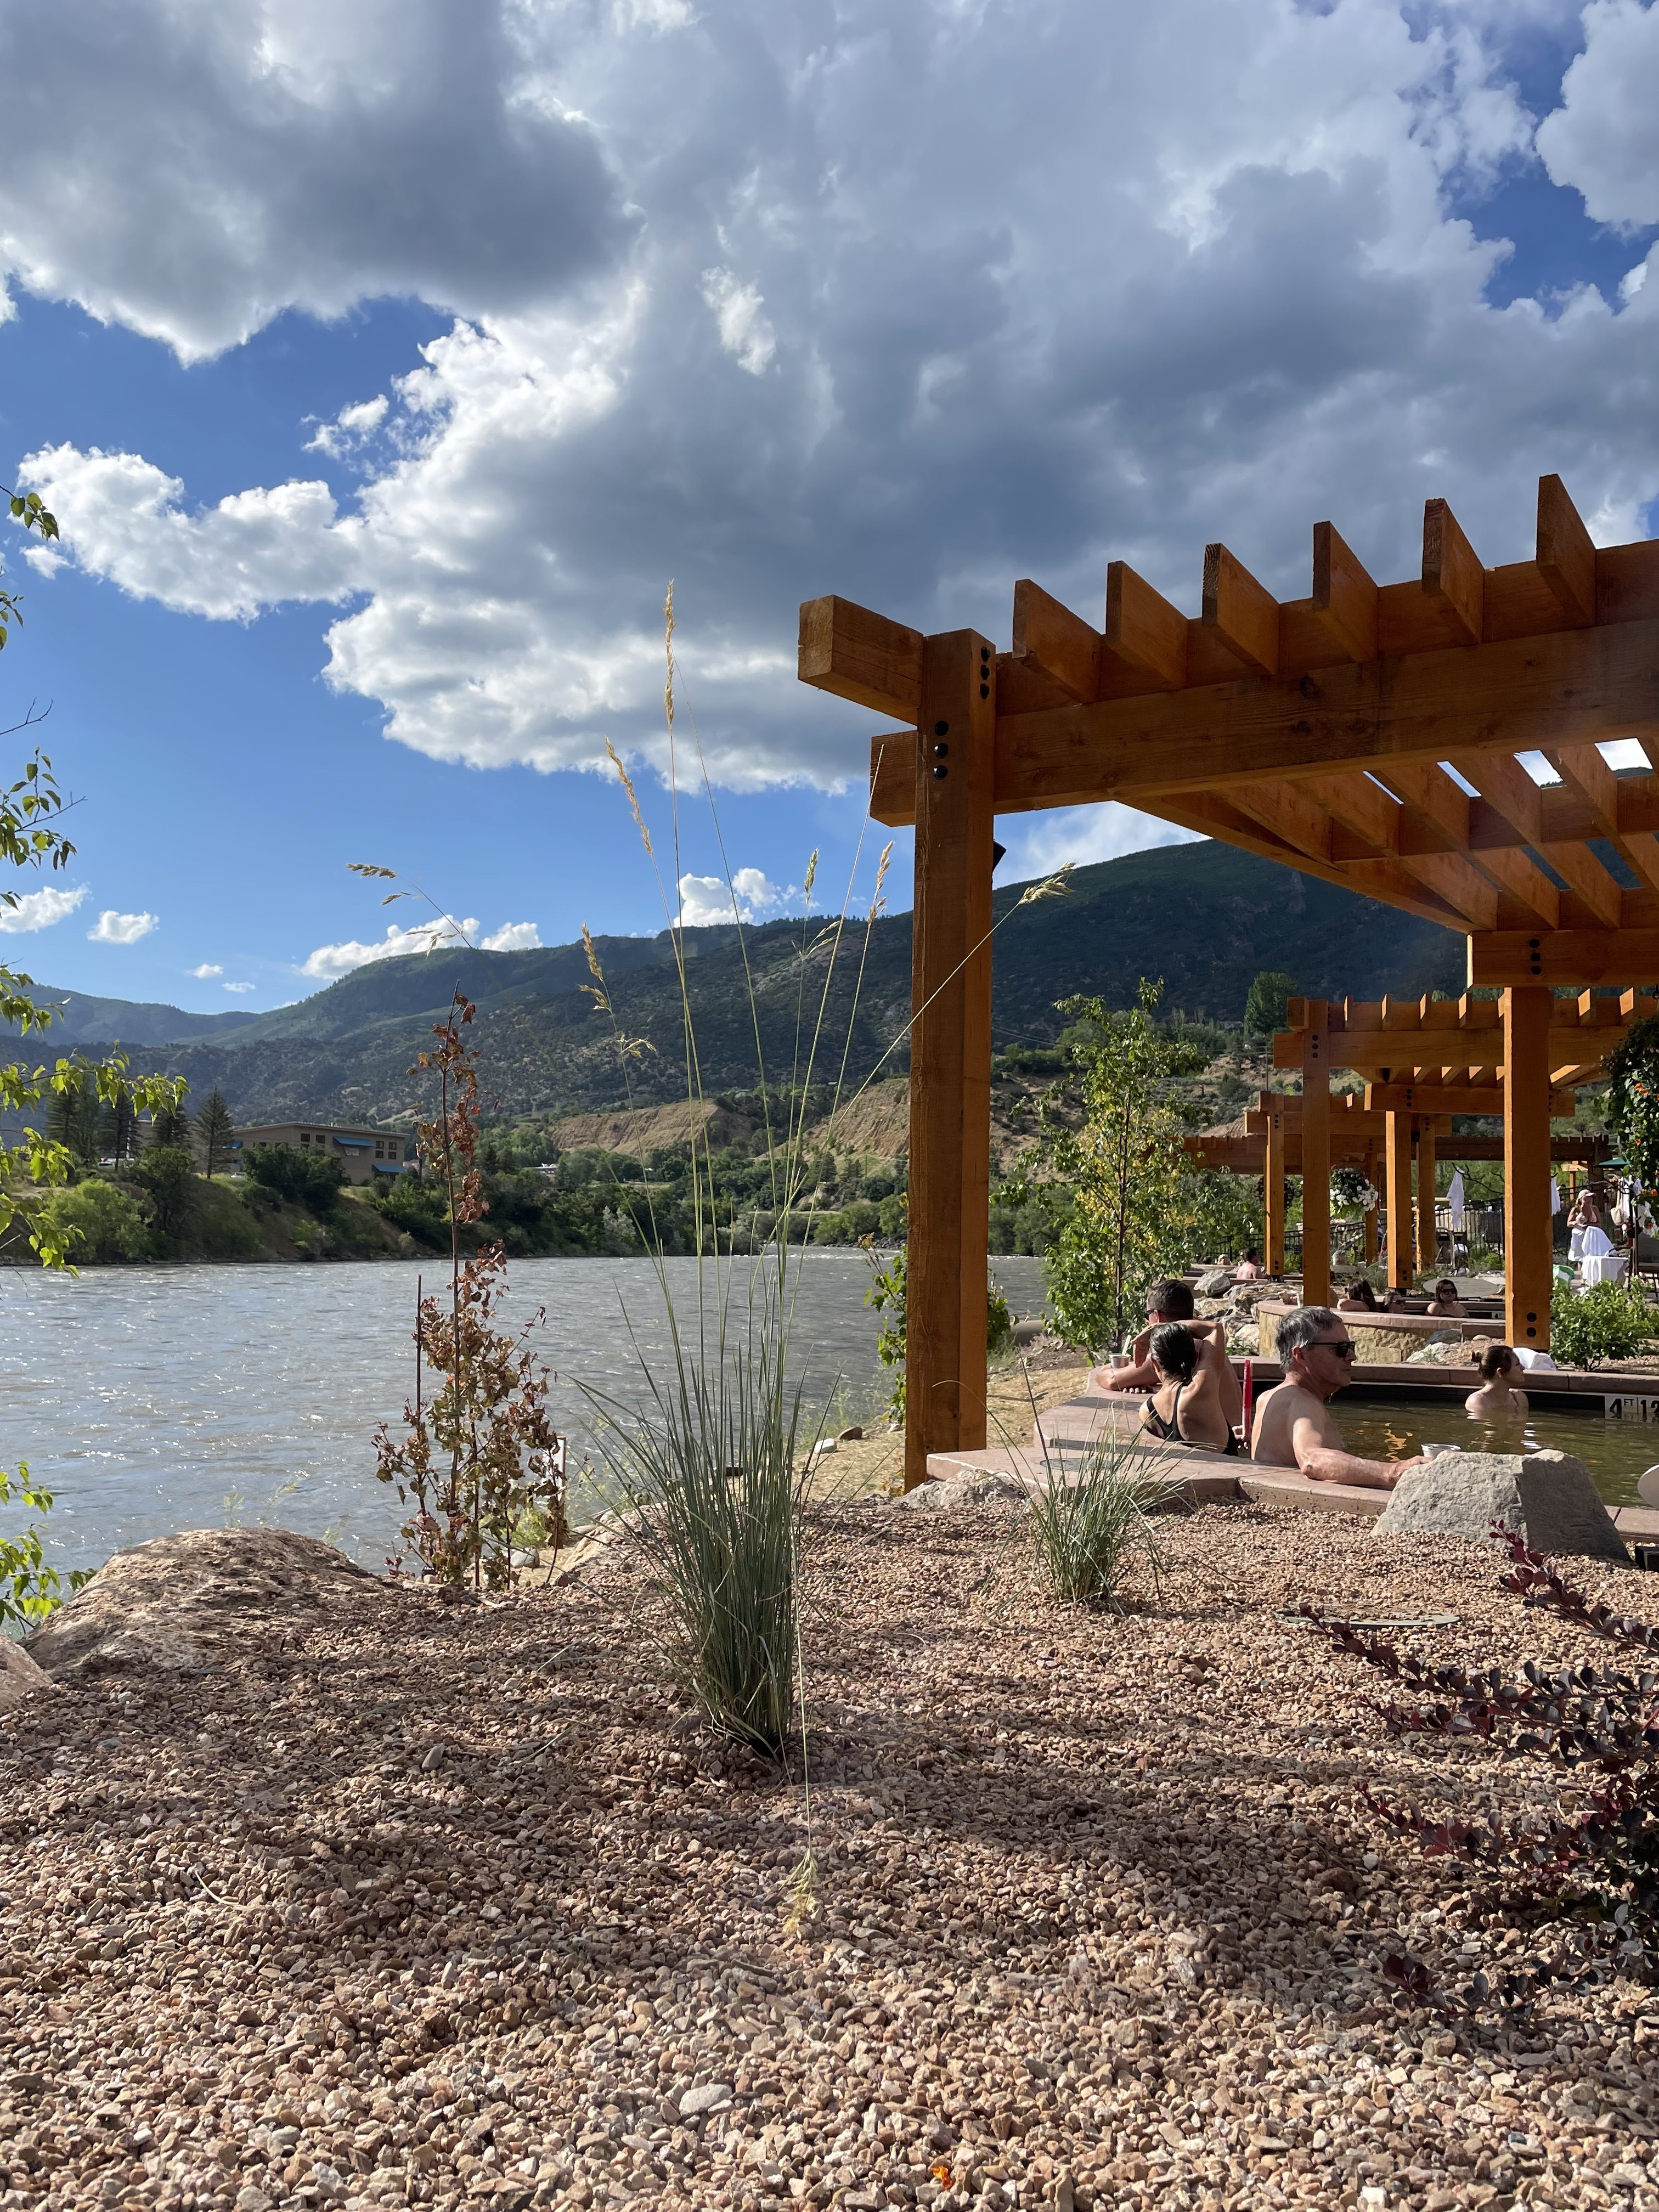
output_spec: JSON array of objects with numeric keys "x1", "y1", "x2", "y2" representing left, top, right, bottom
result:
[
  {"x1": 1383, "y1": 1286, "x2": 1409, "y2": 1313},
  {"x1": 1336, "y1": 1278, "x2": 1379, "y2": 1313},
  {"x1": 1139, "y1": 1319, "x2": 1242, "y2": 1455},
  {"x1": 1250, "y1": 1307, "x2": 1429, "y2": 1490},
  {"x1": 1464, "y1": 1342, "x2": 1528, "y2": 1419},
  {"x1": 1234, "y1": 1248, "x2": 1263, "y2": 1282},
  {"x1": 1426, "y1": 1278, "x2": 1466, "y2": 1317}
]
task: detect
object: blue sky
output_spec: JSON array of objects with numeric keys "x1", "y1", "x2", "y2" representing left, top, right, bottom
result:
[{"x1": 0, "y1": 0, "x2": 1655, "y2": 1012}]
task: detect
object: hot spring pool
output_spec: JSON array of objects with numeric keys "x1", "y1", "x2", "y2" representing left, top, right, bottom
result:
[{"x1": 1335, "y1": 1396, "x2": 1657, "y2": 1508}]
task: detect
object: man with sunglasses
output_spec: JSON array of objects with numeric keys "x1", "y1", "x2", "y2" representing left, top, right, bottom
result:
[{"x1": 1250, "y1": 1306, "x2": 1428, "y2": 1489}]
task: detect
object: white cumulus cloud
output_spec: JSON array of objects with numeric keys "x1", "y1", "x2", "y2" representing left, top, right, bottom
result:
[
  {"x1": 1537, "y1": 0, "x2": 1659, "y2": 228},
  {"x1": 699, "y1": 268, "x2": 776, "y2": 375},
  {"x1": 0, "y1": 883, "x2": 89, "y2": 933},
  {"x1": 22, "y1": 445, "x2": 360, "y2": 621},
  {"x1": 191, "y1": 962, "x2": 223, "y2": 978},
  {"x1": 481, "y1": 921, "x2": 541, "y2": 951},
  {"x1": 304, "y1": 393, "x2": 390, "y2": 461},
  {"x1": 997, "y1": 808, "x2": 1201, "y2": 885},
  {"x1": 224, "y1": 981, "x2": 256, "y2": 994},
  {"x1": 678, "y1": 867, "x2": 797, "y2": 927},
  {"x1": 6, "y1": 0, "x2": 1659, "y2": 831},
  {"x1": 0, "y1": 0, "x2": 628, "y2": 361},
  {"x1": 302, "y1": 917, "x2": 479, "y2": 981},
  {"x1": 88, "y1": 909, "x2": 158, "y2": 945}
]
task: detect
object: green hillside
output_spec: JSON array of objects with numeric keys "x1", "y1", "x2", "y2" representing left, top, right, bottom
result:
[
  {"x1": 9, "y1": 988, "x2": 261, "y2": 1049},
  {"x1": 29, "y1": 841, "x2": 1466, "y2": 1126}
]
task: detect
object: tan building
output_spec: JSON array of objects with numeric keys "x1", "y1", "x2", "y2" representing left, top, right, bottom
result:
[{"x1": 232, "y1": 1122, "x2": 414, "y2": 1186}]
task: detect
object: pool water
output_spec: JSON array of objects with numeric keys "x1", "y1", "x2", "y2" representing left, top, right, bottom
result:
[{"x1": 1335, "y1": 1399, "x2": 1657, "y2": 1508}]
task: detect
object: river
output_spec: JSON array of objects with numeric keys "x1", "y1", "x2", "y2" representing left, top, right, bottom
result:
[{"x1": 0, "y1": 1252, "x2": 1051, "y2": 1580}]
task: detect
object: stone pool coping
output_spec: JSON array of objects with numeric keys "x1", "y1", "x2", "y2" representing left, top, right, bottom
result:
[
  {"x1": 929, "y1": 1388, "x2": 1659, "y2": 1543},
  {"x1": 1254, "y1": 1301, "x2": 1507, "y2": 1361}
]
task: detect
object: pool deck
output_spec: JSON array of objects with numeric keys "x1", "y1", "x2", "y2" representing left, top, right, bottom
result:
[{"x1": 929, "y1": 1375, "x2": 1659, "y2": 1544}]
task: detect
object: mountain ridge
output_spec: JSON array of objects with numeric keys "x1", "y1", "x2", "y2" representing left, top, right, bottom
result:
[{"x1": 13, "y1": 841, "x2": 1468, "y2": 1125}]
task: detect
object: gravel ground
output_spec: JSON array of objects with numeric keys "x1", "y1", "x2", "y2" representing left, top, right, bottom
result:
[
  {"x1": 4, "y1": 1504, "x2": 1659, "y2": 2212},
  {"x1": 806, "y1": 1361, "x2": 1095, "y2": 1502}
]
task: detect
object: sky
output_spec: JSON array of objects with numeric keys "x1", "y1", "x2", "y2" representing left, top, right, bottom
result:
[{"x1": 0, "y1": 0, "x2": 1656, "y2": 1011}]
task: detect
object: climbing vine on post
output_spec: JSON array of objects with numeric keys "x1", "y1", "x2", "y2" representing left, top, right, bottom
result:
[{"x1": 1604, "y1": 1013, "x2": 1659, "y2": 1214}]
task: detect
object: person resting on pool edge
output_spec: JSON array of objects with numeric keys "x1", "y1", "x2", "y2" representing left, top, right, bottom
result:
[
  {"x1": 1251, "y1": 1306, "x2": 1431, "y2": 1489},
  {"x1": 1098, "y1": 1277, "x2": 1244, "y2": 1434}
]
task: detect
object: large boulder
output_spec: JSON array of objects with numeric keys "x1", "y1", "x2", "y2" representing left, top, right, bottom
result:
[
  {"x1": 23, "y1": 1527, "x2": 375, "y2": 1680},
  {"x1": 1194, "y1": 1270, "x2": 1236, "y2": 1298},
  {"x1": 0, "y1": 1635, "x2": 55, "y2": 1707},
  {"x1": 894, "y1": 1472, "x2": 1030, "y2": 1511},
  {"x1": 1374, "y1": 1449, "x2": 1628, "y2": 1562}
]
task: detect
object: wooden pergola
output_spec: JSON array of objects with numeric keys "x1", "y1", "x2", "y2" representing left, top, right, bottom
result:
[
  {"x1": 798, "y1": 475, "x2": 1659, "y2": 1483},
  {"x1": 1201, "y1": 991, "x2": 1650, "y2": 1295},
  {"x1": 1268, "y1": 992, "x2": 1651, "y2": 1304}
]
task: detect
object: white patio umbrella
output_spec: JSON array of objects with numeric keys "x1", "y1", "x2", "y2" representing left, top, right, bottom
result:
[{"x1": 1446, "y1": 1170, "x2": 1467, "y2": 1232}]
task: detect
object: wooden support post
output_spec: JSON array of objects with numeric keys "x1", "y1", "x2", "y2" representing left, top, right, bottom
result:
[
  {"x1": 904, "y1": 629, "x2": 996, "y2": 1489},
  {"x1": 1300, "y1": 1002, "x2": 1331, "y2": 1306},
  {"x1": 1265, "y1": 1099, "x2": 1286, "y2": 1277},
  {"x1": 1416, "y1": 1123, "x2": 1438, "y2": 1278},
  {"x1": 1504, "y1": 986, "x2": 1555, "y2": 1353},
  {"x1": 1363, "y1": 1144, "x2": 1379, "y2": 1265},
  {"x1": 1385, "y1": 1110, "x2": 1413, "y2": 1289}
]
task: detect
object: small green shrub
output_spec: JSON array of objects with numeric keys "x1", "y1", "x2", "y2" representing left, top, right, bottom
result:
[
  {"x1": 244, "y1": 1143, "x2": 346, "y2": 1209},
  {"x1": 861, "y1": 1233, "x2": 1014, "y2": 1421},
  {"x1": 197, "y1": 1183, "x2": 262, "y2": 1259},
  {"x1": 1027, "y1": 1432, "x2": 1169, "y2": 1608},
  {"x1": 131, "y1": 1145, "x2": 198, "y2": 1244},
  {"x1": 0, "y1": 1463, "x2": 87, "y2": 1626},
  {"x1": 1549, "y1": 1279, "x2": 1657, "y2": 1370},
  {"x1": 35, "y1": 1177, "x2": 149, "y2": 1263}
]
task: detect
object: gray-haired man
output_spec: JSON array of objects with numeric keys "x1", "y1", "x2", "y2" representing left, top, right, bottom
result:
[{"x1": 1250, "y1": 1307, "x2": 1427, "y2": 1489}]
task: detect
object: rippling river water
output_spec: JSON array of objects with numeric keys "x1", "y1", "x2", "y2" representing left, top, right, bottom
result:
[{"x1": 1, "y1": 1254, "x2": 1049, "y2": 1578}]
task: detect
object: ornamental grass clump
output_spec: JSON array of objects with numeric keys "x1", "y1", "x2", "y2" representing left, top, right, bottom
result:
[
  {"x1": 585, "y1": 1274, "x2": 821, "y2": 1758},
  {"x1": 1026, "y1": 1430, "x2": 1168, "y2": 1608}
]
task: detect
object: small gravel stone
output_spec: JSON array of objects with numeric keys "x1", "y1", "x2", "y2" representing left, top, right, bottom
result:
[{"x1": 677, "y1": 2082, "x2": 733, "y2": 2116}]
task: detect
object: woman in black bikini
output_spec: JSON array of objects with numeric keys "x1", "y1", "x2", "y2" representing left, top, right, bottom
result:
[{"x1": 1140, "y1": 1319, "x2": 1243, "y2": 1455}]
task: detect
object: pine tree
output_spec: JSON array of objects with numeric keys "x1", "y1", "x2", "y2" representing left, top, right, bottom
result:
[
  {"x1": 45, "y1": 1082, "x2": 101, "y2": 1173},
  {"x1": 1244, "y1": 969, "x2": 1295, "y2": 1040},
  {"x1": 148, "y1": 1098, "x2": 193, "y2": 1151},
  {"x1": 98, "y1": 1091, "x2": 138, "y2": 1166},
  {"x1": 196, "y1": 1090, "x2": 235, "y2": 1180}
]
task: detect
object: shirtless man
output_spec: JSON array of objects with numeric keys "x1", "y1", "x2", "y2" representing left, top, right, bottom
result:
[
  {"x1": 1098, "y1": 1277, "x2": 1244, "y2": 1431},
  {"x1": 1251, "y1": 1306, "x2": 1429, "y2": 1490}
]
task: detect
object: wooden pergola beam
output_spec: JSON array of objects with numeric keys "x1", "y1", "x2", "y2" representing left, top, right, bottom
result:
[
  {"x1": 1364, "y1": 1081, "x2": 1577, "y2": 1115},
  {"x1": 1191, "y1": 1128, "x2": 1610, "y2": 1172},
  {"x1": 1469, "y1": 931, "x2": 1659, "y2": 987},
  {"x1": 860, "y1": 613, "x2": 1659, "y2": 832}
]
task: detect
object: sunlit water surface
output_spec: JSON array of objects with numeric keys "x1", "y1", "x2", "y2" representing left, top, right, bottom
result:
[
  {"x1": 0, "y1": 1254, "x2": 1049, "y2": 1578},
  {"x1": 1336, "y1": 1400, "x2": 1658, "y2": 1508}
]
